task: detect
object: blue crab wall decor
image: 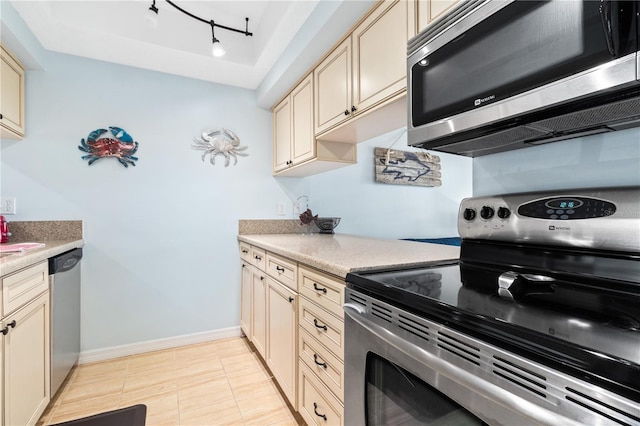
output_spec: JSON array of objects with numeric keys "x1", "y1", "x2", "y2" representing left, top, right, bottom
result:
[
  {"x1": 78, "y1": 127, "x2": 139, "y2": 167},
  {"x1": 191, "y1": 128, "x2": 248, "y2": 167}
]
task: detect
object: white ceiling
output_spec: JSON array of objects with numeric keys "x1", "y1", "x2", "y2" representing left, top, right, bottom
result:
[{"x1": 8, "y1": 0, "x2": 347, "y2": 91}]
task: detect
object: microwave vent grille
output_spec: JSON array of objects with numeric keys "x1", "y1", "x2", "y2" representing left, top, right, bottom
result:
[
  {"x1": 442, "y1": 126, "x2": 548, "y2": 156},
  {"x1": 531, "y1": 96, "x2": 640, "y2": 133}
]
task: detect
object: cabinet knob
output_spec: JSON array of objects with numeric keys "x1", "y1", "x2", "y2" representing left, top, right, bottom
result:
[
  {"x1": 351, "y1": 105, "x2": 357, "y2": 112},
  {"x1": 344, "y1": 109, "x2": 349, "y2": 116},
  {"x1": 288, "y1": 297, "x2": 294, "y2": 303},
  {"x1": 0, "y1": 113, "x2": 3, "y2": 120},
  {"x1": 1, "y1": 320, "x2": 16, "y2": 335}
]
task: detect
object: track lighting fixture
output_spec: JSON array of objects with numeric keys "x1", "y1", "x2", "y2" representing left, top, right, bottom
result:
[{"x1": 146, "y1": 0, "x2": 253, "y2": 57}]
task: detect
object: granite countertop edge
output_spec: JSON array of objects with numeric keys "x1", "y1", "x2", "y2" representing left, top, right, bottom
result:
[
  {"x1": 0, "y1": 239, "x2": 85, "y2": 277},
  {"x1": 237, "y1": 233, "x2": 460, "y2": 279}
]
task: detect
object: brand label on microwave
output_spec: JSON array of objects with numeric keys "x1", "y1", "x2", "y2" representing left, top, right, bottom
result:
[{"x1": 474, "y1": 95, "x2": 496, "y2": 107}]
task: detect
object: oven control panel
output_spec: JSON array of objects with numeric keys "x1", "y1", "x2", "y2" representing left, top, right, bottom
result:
[{"x1": 457, "y1": 186, "x2": 640, "y2": 251}]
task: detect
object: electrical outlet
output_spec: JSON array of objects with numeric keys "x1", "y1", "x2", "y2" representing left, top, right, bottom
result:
[
  {"x1": 277, "y1": 202, "x2": 286, "y2": 216},
  {"x1": 0, "y1": 197, "x2": 16, "y2": 215}
]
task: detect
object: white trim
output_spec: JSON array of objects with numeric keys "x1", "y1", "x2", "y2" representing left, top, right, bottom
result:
[{"x1": 78, "y1": 326, "x2": 243, "y2": 364}]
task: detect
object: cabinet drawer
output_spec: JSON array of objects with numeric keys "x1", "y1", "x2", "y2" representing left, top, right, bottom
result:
[
  {"x1": 250, "y1": 247, "x2": 266, "y2": 271},
  {"x1": 299, "y1": 266, "x2": 345, "y2": 320},
  {"x1": 266, "y1": 253, "x2": 297, "y2": 291},
  {"x1": 239, "y1": 242, "x2": 252, "y2": 263},
  {"x1": 299, "y1": 361, "x2": 343, "y2": 426},
  {"x1": 2, "y1": 261, "x2": 48, "y2": 317},
  {"x1": 299, "y1": 328, "x2": 344, "y2": 402},
  {"x1": 299, "y1": 297, "x2": 344, "y2": 360}
]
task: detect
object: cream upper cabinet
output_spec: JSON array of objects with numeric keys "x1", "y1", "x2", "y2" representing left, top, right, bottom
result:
[
  {"x1": 313, "y1": 0, "x2": 414, "y2": 143},
  {"x1": 0, "y1": 45, "x2": 26, "y2": 139},
  {"x1": 417, "y1": 0, "x2": 459, "y2": 33},
  {"x1": 314, "y1": 39, "x2": 352, "y2": 135},
  {"x1": 273, "y1": 97, "x2": 292, "y2": 172},
  {"x1": 352, "y1": 0, "x2": 415, "y2": 113},
  {"x1": 274, "y1": 74, "x2": 315, "y2": 173}
]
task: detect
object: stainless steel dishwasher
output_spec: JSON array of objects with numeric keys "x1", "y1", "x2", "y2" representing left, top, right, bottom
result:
[{"x1": 49, "y1": 247, "x2": 82, "y2": 396}]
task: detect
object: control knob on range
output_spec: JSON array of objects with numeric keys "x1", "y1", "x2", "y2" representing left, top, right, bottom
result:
[
  {"x1": 463, "y1": 208, "x2": 476, "y2": 221},
  {"x1": 480, "y1": 206, "x2": 495, "y2": 220},
  {"x1": 497, "y1": 207, "x2": 511, "y2": 219}
]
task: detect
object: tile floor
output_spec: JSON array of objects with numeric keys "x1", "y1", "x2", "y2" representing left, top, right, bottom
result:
[{"x1": 38, "y1": 337, "x2": 304, "y2": 426}]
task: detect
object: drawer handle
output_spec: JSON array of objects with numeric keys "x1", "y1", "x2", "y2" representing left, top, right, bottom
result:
[
  {"x1": 313, "y1": 403, "x2": 327, "y2": 421},
  {"x1": 242, "y1": 249, "x2": 249, "y2": 254},
  {"x1": 276, "y1": 266, "x2": 285, "y2": 273},
  {"x1": 254, "y1": 255, "x2": 262, "y2": 261},
  {"x1": 313, "y1": 319, "x2": 327, "y2": 331},
  {"x1": 313, "y1": 283, "x2": 327, "y2": 294},
  {"x1": 1, "y1": 320, "x2": 16, "y2": 335},
  {"x1": 313, "y1": 353, "x2": 327, "y2": 369}
]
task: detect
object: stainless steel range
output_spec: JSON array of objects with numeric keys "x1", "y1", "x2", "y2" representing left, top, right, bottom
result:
[{"x1": 344, "y1": 187, "x2": 640, "y2": 425}]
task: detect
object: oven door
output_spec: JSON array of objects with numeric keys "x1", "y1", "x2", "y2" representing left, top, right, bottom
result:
[{"x1": 343, "y1": 290, "x2": 587, "y2": 426}]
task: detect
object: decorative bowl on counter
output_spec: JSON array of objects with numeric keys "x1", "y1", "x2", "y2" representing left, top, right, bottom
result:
[{"x1": 314, "y1": 217, "x2": 341, "y2": 234}]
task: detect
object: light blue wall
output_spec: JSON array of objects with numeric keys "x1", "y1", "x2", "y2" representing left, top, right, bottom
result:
[
  {"x1": 473, "y1": 129, "x2": 640, "y2": 195},
  {"x1": 304, "y1": 129, "x2": 472, "y2": 239},
  {"x1": 1, "y1": 50, "x2": 297, "y2": 351},
  {"x1": 1, "y1": 4, "x2": 472, "y2": 352}
]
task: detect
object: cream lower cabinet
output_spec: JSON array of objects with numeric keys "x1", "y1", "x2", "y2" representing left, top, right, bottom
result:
[
  {"x1": 251, "y1": 268, "x2": 267, "y2": 359},
  {"x1": 297, "y1": 266, "x2": 345, "y2": 426},
  {"x1": 239, "y1": 244, "x2": 299, "y2": 408},
  {"x1": 0, "y1": 45, "x2": 25, "y2": 139},
  {"x1": 1, "y1": 261, "x2": 51, "y2": 426},
  {"x1": 266, "y1": 277, "x2": 297, "y2": 408},
  {"x1": 240, "y1": 261, "x2": 252, "y2": 338}
]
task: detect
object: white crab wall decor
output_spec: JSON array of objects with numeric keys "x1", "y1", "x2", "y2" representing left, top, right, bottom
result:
[{"x1": 191, "y1": 128, "x2": 248, "y2": 167}]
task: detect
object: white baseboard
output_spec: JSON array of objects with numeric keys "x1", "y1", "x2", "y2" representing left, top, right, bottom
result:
[{"x1": 78, "y1": 326, "x2": 243, "y2": 364}]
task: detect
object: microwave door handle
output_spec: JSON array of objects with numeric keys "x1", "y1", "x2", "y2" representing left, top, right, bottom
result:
[{"x1": 600, "y1": 0, "x2": 616, "y2": 55}]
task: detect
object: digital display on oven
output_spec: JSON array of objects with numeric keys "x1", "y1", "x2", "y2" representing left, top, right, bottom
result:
[
  {"x1": 545, "y1": 198, "x2": 583, "y2": 209},
  {"x1": 517, "y1": 196, "x2": 616, "y2": 220}
]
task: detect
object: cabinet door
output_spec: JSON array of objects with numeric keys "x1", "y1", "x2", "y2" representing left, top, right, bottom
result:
[
  {"x1": 4, "y1": 292, "x2": 50, "y2": 426},
  {"x1": 291, "y1": 74, "x2": 315, "y2": 166},
  {"x1": 273, "y1": 96, "x2": 292, "y2": 173},
  {"x1": 352, "y1": 0, "x2": 410, "y2": 114},
  {"x1": 0, "y1": 46, "x2": 25, "y2": 139},
  {"x1": 314, "y1": 38, "x2": 352, "y2": 135},
  {"x1": 266, "y1": 278, "x2": 297, "y2": 408},
  {"x1": 417, "y1": 0, "x2": 459, "y2": 33},
  {"x1": 251, "y1": 269, "x2": 267, "y2": 358},
  {"x1": 240, "y1": 262, "x2": 252, "y2": 339}
]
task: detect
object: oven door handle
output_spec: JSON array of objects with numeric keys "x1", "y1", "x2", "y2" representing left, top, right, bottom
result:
[{"x1": 342, "y1": 303, "x2": 584, "y2": 426}]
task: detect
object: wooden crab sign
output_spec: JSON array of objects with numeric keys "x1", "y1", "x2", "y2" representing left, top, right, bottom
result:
[{"x1": 78, "y1": 127, "x2": 139, "y2": 168}]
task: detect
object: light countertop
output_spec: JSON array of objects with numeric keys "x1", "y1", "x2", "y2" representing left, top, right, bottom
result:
[
  {"x1": 237, "y1": 233, "x2": 460, "y2": 278},
  {"x1": 0, "y1": 239, "x2": 84, "y2": 277}
]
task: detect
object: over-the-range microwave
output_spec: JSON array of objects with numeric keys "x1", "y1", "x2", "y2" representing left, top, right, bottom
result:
[{"x1": 407, "y1": 0, "x2": 640, "y2": 157}]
